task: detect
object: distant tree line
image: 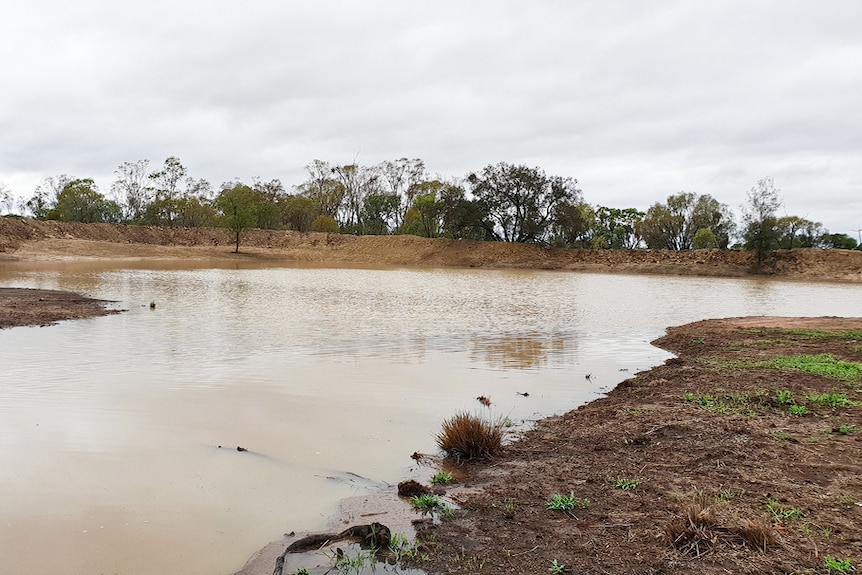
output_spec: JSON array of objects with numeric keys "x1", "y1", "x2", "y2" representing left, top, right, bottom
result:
[{"x1": 4, "y1": 157, "x2": 860, "y2": 254}]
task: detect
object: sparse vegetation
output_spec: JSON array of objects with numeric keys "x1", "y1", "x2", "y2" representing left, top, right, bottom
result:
[
  {"x1": 809, "y1": 392, "x2": 854, "y2": 408},
  {"x1": 789, "y1": 404, "x2": 808, "y2": 416},
  {"x1": 766, "y1": 498, "x2": 803, "y2": 521},
  {"x1": 436, "y1": 411, "x2": 504, "y2": 460},
  {"x1": 549, "y1": 559, "x2": 566, "y2": 574},
  {"x1": 410, "y1": 493, "x2": 443, "y2": 511},
  {"x1": 430, "y1": 471, "x2": 454, "y2": 485},
  {"x1": 615, "y1": 477, "x2": 641, "y2": 491},
  {"x1": 755, "y1": 354, "x2": 862, "y2": 381},
  {"x1": 547, "y1": 492, "x2": 590, "y2": 512},
  {"x1": 824, "y1": 556, "x2": 855, "y2": 574}
]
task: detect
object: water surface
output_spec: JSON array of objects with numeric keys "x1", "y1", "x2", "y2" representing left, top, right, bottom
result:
[{"x1": 1, "y1": 262, "x2": 860, "y2": 575}]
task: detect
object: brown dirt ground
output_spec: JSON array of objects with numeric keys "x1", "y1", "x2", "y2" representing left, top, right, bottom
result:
[
  {"x1": 412, "y1": 317, "x2": 862, "y2": 575},
  {"x1": 0, "y1": 287, "x2": 121, "y2": 329}
]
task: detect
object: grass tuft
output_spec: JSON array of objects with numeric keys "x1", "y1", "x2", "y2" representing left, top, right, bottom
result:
[{"x1": 436, "y1": 411, "x2": 504, "y2": 460}]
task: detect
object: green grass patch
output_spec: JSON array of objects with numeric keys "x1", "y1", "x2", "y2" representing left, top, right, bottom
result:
[
  {"x1": 742, "y1": 328, "x2": 862, "y2": 341},
  {"x1": 709, "y1": 354, "x2": 862, "y2": 382},
  {"x1": 683, "y1": 390, "x2": 764, "y2": 416},
  {"x1": 614, "y1": 477, "x2": 641, "y2": 491},
  {"x1": 410, "y1": 493, "x2": 443, "y2": 511},
  {"x1": 546, "y1": 492, "x2": 589, "y2": 511},
  {"x1": 808, "y1": 392, "x2": 855, "y2": 408},
  {"x1": 824, "y1": 555, "x2": 855, "y2": 574},
  {"x1": 767, "y1": 498, "x2": 803, "y2": 521},
  {"x1": 755, "y1": 354, "x2": 862, "y2": 381},
  {"x1": 788, "y1": 404, "x2": 808, "y2": 416},
  {"x1": 430, "y1": 471, "x2": 454, "y2": 485},
  {"x1": 728, "y1": 338, "x2": 795, "y2": 350}
]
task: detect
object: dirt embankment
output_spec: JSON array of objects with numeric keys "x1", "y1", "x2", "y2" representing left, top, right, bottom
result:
[
  {"x1": 2, "y1": 218, "x2": 862, "y2": 281},
  {"x1": 413, "y1": 317, "x2": 862, "y2": 575}
]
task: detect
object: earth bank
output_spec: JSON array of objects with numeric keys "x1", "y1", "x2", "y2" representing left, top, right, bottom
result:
[{"x1": 2, "y1": 218, "x2": 862, "y2": 281}]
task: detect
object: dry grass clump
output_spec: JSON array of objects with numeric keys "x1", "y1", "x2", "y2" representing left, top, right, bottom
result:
[
  {"x1": 436, "y1": 411, "x2": 504, "y2": 461},
  {"x1": 665, "y1": 496, "x2": 775, "y2": 556}
]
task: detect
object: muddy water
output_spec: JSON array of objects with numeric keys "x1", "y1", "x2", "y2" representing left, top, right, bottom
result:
[{"x1": 1, "y1": 262, "x2": 861, "y2": 575}]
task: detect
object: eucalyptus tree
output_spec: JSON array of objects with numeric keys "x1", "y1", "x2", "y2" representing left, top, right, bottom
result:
[
  {"x1": 53, "y1": 178, "x2": 122, "y2": 223},
  {"x1": 297, "y1": 160, "x2": 345, "y2": 219},
  {"x1": 467, "y1": 163, "x2": 581, "y2": 244},
  {"x1": 24, "y1": 175, "x2": 70, "y2": 219},
  {"x1": 639, "y1": 192, "x2": 734, "y2": 250},
  {"x1": 741, "y1": 177, "x2": 783, "y2": 266},
  {"x1": 331, "y1": 163, "x2": 382, "y2": 233},
  {"x1": 378, "y1": 157, "x2": 426, "y2": 227},
  {"x1": 111, "y1": 159, "x2": 152, "y2": 222},
  {"x1": 776, "y1": 215, "x2": 823, "y2": 249},
  {"x1": 551, "y1": 202, "x2": 596, "y2": 248},
  {"x1": 251, "y1": 177, "x2": 286, "y2": 229},
  {"x1": 216, "y1": 182, "x2": 258, "y2": 253},
  {"x1": 592, "y1": 206, "x2": 644, "y2": 249}
]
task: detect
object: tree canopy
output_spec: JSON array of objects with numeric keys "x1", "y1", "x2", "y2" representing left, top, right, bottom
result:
[{"x1": 10, "y1": 156, "x2": 855, "y2": 259}]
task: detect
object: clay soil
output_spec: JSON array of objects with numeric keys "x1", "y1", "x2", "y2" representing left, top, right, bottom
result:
[
  {"x1": 413, "y1": 317, "x2": 862, "y2": 575},
  {"x1": 0, "y1": 287, "x2": 120, "y2": 329}
]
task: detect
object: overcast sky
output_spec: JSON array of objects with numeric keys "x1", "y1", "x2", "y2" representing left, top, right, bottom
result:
[{"x1": 1, "y1": 1, "x2": 860, "y2": 235}]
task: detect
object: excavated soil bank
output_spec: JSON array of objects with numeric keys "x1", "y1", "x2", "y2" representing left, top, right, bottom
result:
[{"x1": 2, "y1": 218, "x2": 862, "y2": 281}]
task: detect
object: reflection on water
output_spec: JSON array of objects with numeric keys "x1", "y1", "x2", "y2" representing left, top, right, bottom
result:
[
  {"x1": 0, "y1": 262, "x2": 861, "y2": 575},
  {"x1": 470, "y1": 331, "x2": 574, "y2": 370}
]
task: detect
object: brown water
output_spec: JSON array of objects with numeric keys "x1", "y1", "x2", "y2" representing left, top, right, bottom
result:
[{"x1": 1, "y1": 262, "x2": 861, "y2": 575}]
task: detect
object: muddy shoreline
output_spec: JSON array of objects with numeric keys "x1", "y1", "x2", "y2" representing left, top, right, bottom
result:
[
  {"x1": 408, "y1": 317, "x2": 862, "y2": 575},
  {"x1": 0, "y1": 287, "x2": 121, "y2": 329}
]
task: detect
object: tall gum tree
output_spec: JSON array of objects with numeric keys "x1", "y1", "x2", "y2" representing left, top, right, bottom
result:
[
  {"x1": 216, "y1": 182, "x2": 258, "y2": 253},
  {"x1": 467, "y1": 162, "x2": 581, "y2": 244}
]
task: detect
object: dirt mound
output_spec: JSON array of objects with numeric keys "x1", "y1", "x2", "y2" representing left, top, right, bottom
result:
[{"x1": 2, "y1": 217, "x2": 861, "y2": 281}]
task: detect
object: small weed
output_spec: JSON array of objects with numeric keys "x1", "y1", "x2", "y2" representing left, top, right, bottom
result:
[
  {"x1": 767, "y1": 498, "x2": 803, "y2": 521},
  {"x1": 547, "y1": 492, "x2": 589, "y2": 511},
  {"x1": 549, "y1": 559, "x2": 566, "y2": 574},
  {"x1": 809, "y1": 392, "x2": 854, "y2": 408},
  {"x1": 696, "y1": 395, "x2": 715, "y2": 407},
  {"x1": 692, "y1": 337, "x2": 706, "y2": 344},
  {"x1": 775, "y1": 389, "x2": 794, "y2": 404},
  {"x1": 503, "y1": 417, "x2": 516, "y2": 427},
  {"x1": 615, "y1": 477, "x2": 641, "y2": 491},
  {"x1": 410, "y1": 493, "x2": 443, "y2": 511},
  {"x1": 788, "y1": 404, "x2": 808, "y2": 416},
  {"x1": 835, "y1": 424, "x2": 856, "y2": 435},
  {"x1": 292, "y1": 569, "x2": 310, "y2": 575},
  {"x1": 430, "y1": 471, "x2": 454, "y2": 485},
  {"x1": 683, "y1": 392, "x2": 695, "y2": 401},
  {"x1": 715, "y1": 488, "x2": 743, "y2": 503},
  {"x1": 774, "y1": 432, "x2": 792, "y2": 440},
  {"x1": 388, "y1": 533, "x2": 426, "y2": 562},
  {"x1": 322, "y1": 547, "x2": 376, "y2": 574},
  {"x1": 824, "y1": 555, "x2": 855, "y2": 574},
  {"x1": 820, "y1": 526, "x2": 834, "y2": 538},
  {"x1": 502, "y1": 501, "x2": 516, "y2": 518}
]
